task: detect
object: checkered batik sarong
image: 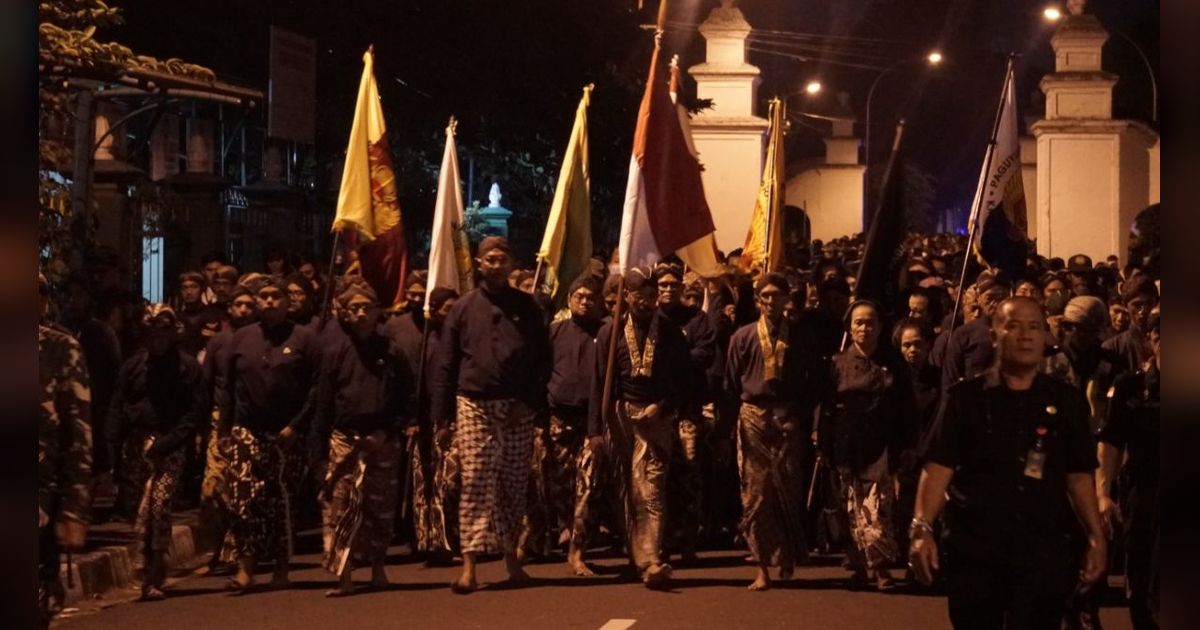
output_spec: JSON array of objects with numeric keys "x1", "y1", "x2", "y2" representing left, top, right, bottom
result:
[
  {"x1": 736, "y1": 403, "x2": 807, "y2": 572},
  {"x1": 838, "y1": 452, "x2": 899, "y2": 572},
  {"x1": 456, "y1": 397, "x2": 534, "y2": 554}
]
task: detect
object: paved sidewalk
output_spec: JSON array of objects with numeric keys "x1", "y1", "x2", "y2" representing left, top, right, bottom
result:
[{"x1": 61, "y1": 509, "x2": 220, "y2": 607}]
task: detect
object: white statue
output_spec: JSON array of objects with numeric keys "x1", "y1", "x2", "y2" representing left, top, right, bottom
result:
[{"x1": 488, "y1": 182, "x2": 502, "y2": 208}]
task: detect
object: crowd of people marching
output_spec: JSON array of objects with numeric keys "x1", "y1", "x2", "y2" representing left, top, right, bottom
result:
[{"x1": 39, "y1": 232, "x2": 1160, "y2": 629}]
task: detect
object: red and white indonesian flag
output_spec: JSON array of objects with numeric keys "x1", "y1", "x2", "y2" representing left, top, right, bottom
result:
[
  {"x1": 332, "y1": 47, "x2": 408, "y2": 305},
  {"x1": 617, "y1": 45, "x2": 722, "y2": 276},
  {"x1": 425, "y1": 119, "x2": 474, "y2": 313}
]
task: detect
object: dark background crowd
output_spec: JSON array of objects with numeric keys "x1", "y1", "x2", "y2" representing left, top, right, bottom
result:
[{"x1": 38, "y1": 228, "x2": 1161, "y2": 628}]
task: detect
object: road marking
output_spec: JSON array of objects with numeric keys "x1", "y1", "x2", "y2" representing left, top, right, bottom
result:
[{"x1": 598, "y1": 620, "x2": 637, "y2": 630}]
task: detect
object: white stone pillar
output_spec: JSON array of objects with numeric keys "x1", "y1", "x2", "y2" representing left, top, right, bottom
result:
[
  {"x1": 1019, "y1": 136, "x2": 1038, "y2": 241},
  {"x1": 687, "y1": 3, "x2": 769, "y2": 254},
  {"x1": 1030, "y1": 3, "x2": 1157, "y2": 261}
]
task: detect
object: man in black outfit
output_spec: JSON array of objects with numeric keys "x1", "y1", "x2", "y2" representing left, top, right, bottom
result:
[
  {"x1": 654, "y1": 264, "x2": 716, "y2": 563},
  {"x1": 910, "y1": 296, "x2": 1107, "y2": 629},
  {"x1": 1097, "y1": 312, "x2": 1160, "y2": 629}
]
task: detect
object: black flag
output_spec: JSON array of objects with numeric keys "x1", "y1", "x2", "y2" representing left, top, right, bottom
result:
[{"x1": 855, "y1": 119, "x2": 907, "y2": 315}]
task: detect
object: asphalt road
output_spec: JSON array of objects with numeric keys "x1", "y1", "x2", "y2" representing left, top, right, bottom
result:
[{"x1": 56, "y1": 546, "x2": 1135, "y2": 630}]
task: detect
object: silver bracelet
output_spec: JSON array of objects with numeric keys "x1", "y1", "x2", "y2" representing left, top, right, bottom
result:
[{"x1": 909, "y1": 517, "x2": 934, "y2": 535}]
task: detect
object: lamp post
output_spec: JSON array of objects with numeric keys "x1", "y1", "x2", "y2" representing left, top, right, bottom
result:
[
  {"x1": 1043, "y1": 5, "x2": 1157, "y2": 122},
  {"x1": 862, "y1": 51, "x2": 942, "y2": 223}
]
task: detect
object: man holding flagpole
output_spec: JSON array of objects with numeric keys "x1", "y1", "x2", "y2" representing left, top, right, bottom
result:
[{"x1": 594, "y1": 0, "x2": 725, "y2": 589}]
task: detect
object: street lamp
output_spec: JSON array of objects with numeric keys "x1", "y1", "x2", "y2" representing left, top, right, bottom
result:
[
  {"x1": 805, "y1": 80, "x2": 823, "y2": 95},
  {"x1": 1042, "y1": 4, "x2": 1157, "y2": 122},
  {"x1": 863, "y1": 51, "x2": 943, "y2": 220}
]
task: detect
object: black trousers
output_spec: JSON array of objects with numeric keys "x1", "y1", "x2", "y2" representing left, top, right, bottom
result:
[
  {"x1": 1125, "y1": 488, "x2": 1159, "y2": 630},
  {"x1": 943, "y1": 549, "x2": 1075, "y2": 630},
  {"x1": 38, "y1": 524, "x2": 61, "y2": 630}
]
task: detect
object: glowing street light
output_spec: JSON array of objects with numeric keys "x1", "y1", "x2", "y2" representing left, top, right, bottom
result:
[
  {"x1": 927, "y1": 51, "x2": 944, "y2": 65},
  {"x1": 804, "y1": 80, "x2": 822, "y2": 95},
  {"x1": 1043, "y1": 6, "x2": 1063, "y2": 22}
]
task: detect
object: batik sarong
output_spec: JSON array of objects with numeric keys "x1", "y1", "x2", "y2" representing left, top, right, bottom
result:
[
  {"x1": 221, "y1": 425, "x2": 304, "y2": 564},
  {"x1": 456, "y1": 397, "x2": 535, "y2": 555},
  {"x1": 522, "y1": 408, "x2": 588, "y2": 555},
  {"x1": 134, "y1": 436, "x2": 187, "y2": 586},
  {"x1": 736, "y1": 403, "x2": 807, "y2": 572},
  {"x1": 322, "y1": 429, "x2": 402, "y2": 574},
  {"x1": 615, "y1": 400, "x2": 674, "y2": 570},
  {"x1": 838, "y1": 451, "x2": 899, "y2": 571}
]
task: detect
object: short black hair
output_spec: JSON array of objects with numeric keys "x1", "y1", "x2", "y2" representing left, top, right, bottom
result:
[{"x1": 201, "y1": 250, "x2": 230, "y2": 266}]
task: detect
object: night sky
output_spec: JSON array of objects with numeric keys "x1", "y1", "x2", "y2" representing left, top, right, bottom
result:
[{"x1": 109, "y1": 0, "x2": 1158, "y2": 237}]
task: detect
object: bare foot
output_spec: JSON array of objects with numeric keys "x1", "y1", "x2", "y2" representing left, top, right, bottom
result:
[
  {"x1": 643, "y1": 563, "x2": 672, "y2": 590},
  {"x1": 324, "y1": 585, "x2": 355, "y2": 597},
  {"x1": 450, "y1": 574, "x2": 477, "y2": 594},
  {"x1": 505, "y1": 554, "x2": 532, "y2": 582},
  {"x1": 567, "y1": 547, "x2": 594, "y2": 577},
  {"x1": 748, "y1": 570, "x2": 771, "y2": 592},
  {"x1": 569, "y1": 559, "x2": 595, "y2": 577},
  {"x1": 778, "y1": 565, "x2": 793, "y2": 581}
]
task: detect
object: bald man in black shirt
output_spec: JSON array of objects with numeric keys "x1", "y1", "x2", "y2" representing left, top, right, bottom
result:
[{"x1": 911, "y1": 297, "x2": 1106, "y2": 629}]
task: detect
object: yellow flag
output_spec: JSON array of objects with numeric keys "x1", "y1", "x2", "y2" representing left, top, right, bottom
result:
[
  {"x1": 332, "y1": 47, "x2": 402, "y2": 241},
  {"x1": 331, "y1": 47, "x2": 408, "y2": 304},
  {"x1": 537, "y1": 85, "x2": 593, "y2": 304},
  {"x1": 742, "y1": 98, "x2": 785, "y2": 273}
]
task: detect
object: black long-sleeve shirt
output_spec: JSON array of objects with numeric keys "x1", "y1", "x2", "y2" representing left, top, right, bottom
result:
[
  {"x1": 203, "y1": 328, "x2": 234, "y2": 413},
  {"x1": 941, "y1": 316, "x2": 994, "y2": 389},
  {"x1": 724, "y1": 318, "x2": 823, "y2": 421},
  {"x1": 588, "y1": 312, "x2": 690, "y2": 437},
  {"x1": 548, "y1": 316, "x2": 601, "y2": 410},
  {"x1": 106, "y1": 349, "x2": 206, "y2": 461},
  {"x1": 431, "y1": 286, "x2": 551, "y2": 424},
  {"x1": 219, "y1": 319, "x2": 320, "y2": 435},
  {"x1": 819, "y1": 346, "x2": 919, "y2": 473},
  {"x1": 660, "y1": 303, "x2": 717, "y2": 405},
  {"x1": 310, "y1": 330, "x2": 413, "y2": 459},
  {"x1": 384, "y1": 311, "x2": 425, "y2": 379}
]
